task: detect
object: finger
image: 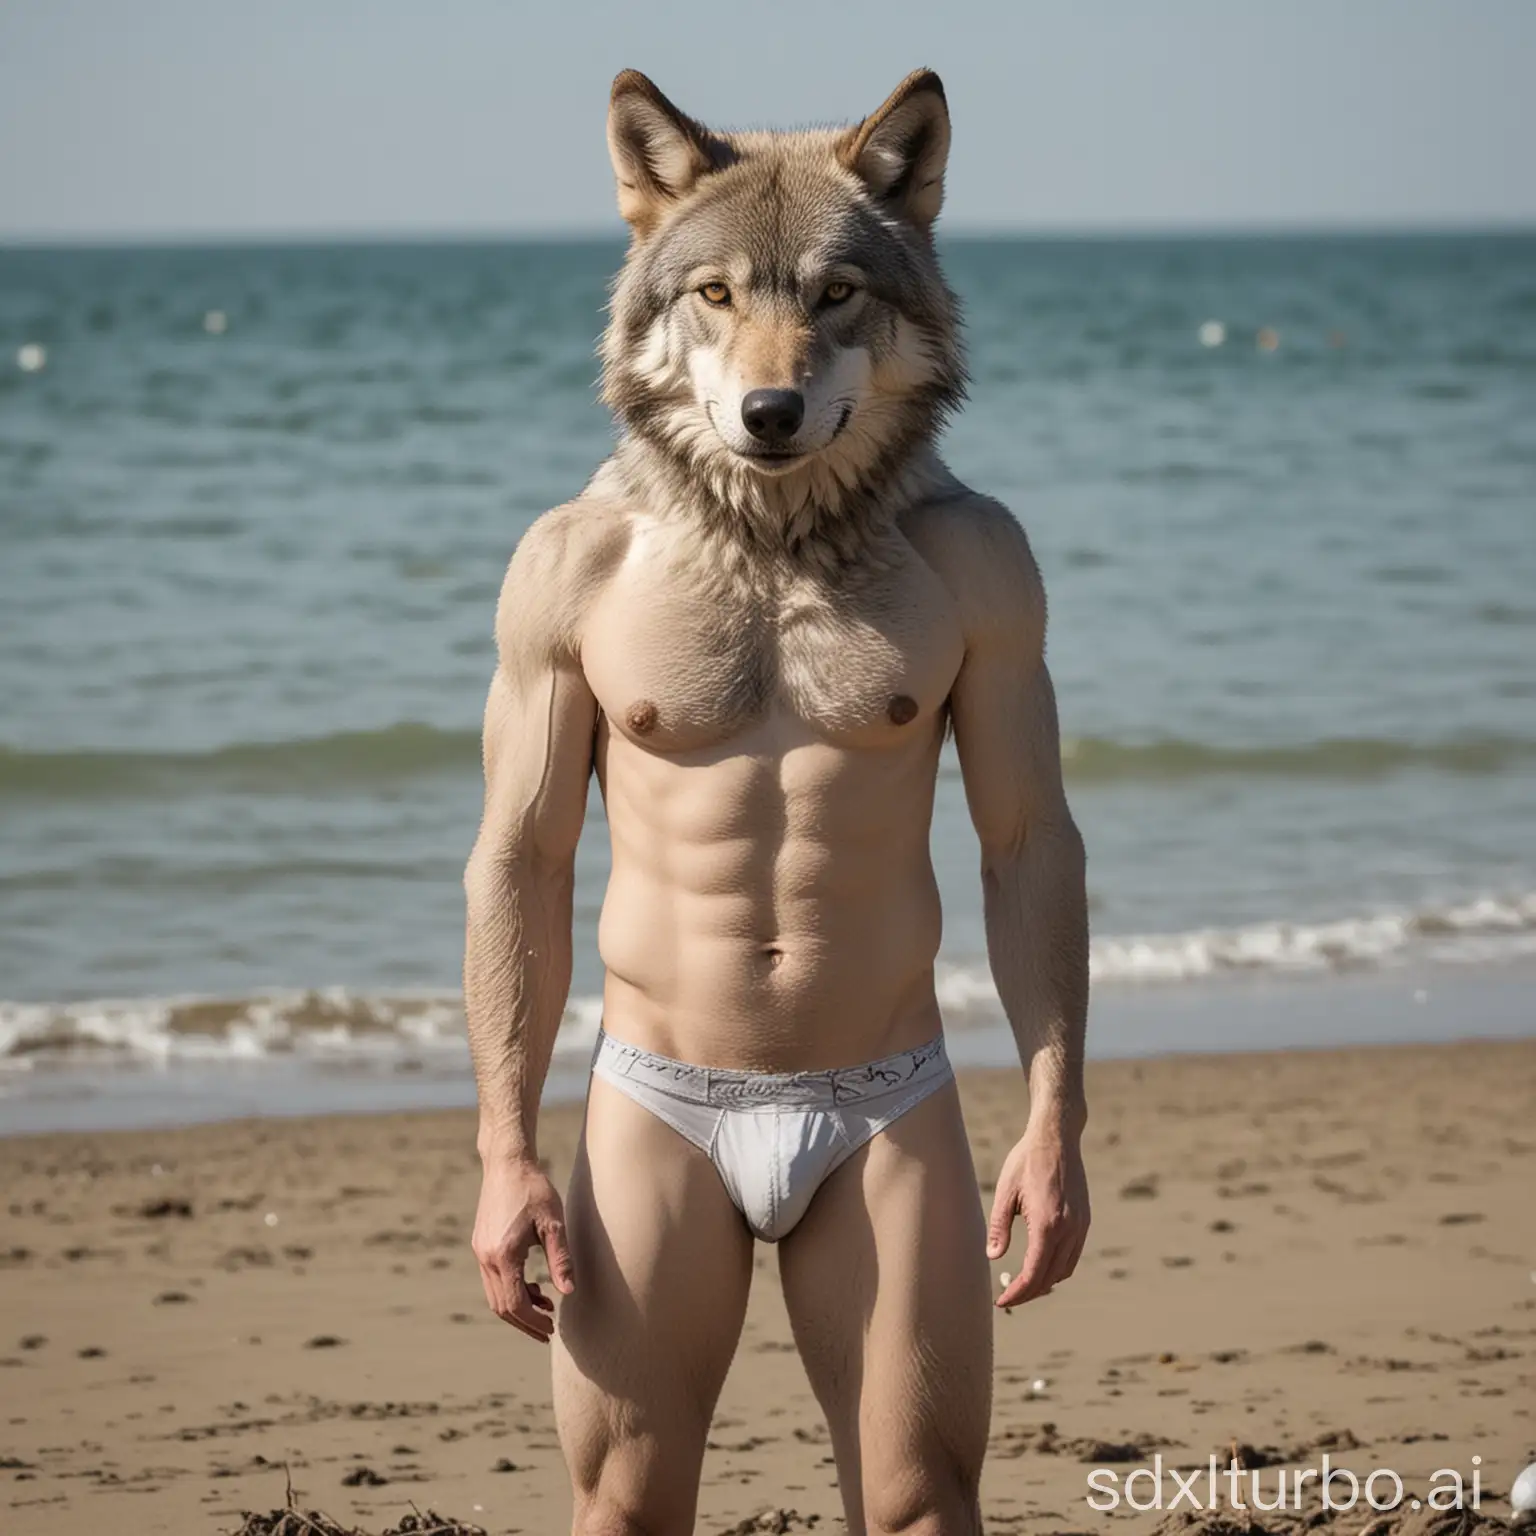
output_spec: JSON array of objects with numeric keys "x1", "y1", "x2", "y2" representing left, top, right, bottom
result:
[
  {"x1": 478, "y1": 1254, "x2": 515, "y2": 1321},
  {"x1": 998, "y1": 1220, "x2": 1058, "y2": 1308},
  {"x1": 505, "y1": 1311, "x2": 551, "y2": 1344},
  {"x1": 1016, "y1": 1225, "x2": 1064, "y2": 1304},
  {"x1": 481, "y1": 1253, "x2": 554, "y2": 1342},
  {"x1": 1051, "y1": 1221, "x2": 1089, "y2": 1288},
  {"x1": 477, "y1": 1258, "x2": 503, "y2": 1317},
  {"x1": 1033, "y1": 1238, "x2": 1076, "y2": 1300},
  {"x1": 1042, "y1": 1201, "x2": 1090, "y2": 1292},
  {"x1": 506, "y1": 1272, "x2": 554, "y2": 1341},
  {"x1": 985, "y1": 1180, "x2": 1018, "y2": 1260},
  {"x1": 538, "y1": 1214, "x2": 576, "y2": 1295}
]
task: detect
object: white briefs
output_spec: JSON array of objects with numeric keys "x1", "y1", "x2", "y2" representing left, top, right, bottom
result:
[{"x1": 589, "y1": 1028, "x2": 954, "y2": 1242}]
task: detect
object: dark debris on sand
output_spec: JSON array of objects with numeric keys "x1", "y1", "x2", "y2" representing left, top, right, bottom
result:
[
  {"x1": 990, "y1": 1419, "x2": 1167, "y2": 1463},
  {"x1": 1154, "y1": 1434, "x2": 1513, "y2": 1536},
  {"x1": 1152, "y1": 1504, "x2": 1512, "y2": 1536},
  {"x1": 383, "y1": 1517, "x2": 489, "y2": 1536},
  {"x1": 234, "y1": 1514, "x2": 353, "y2": 1536},
  {"x1": 1219, "y1": 1428, "x2": 1367, "y2": 1471},
  {"x1": 136, "y1": 1196, "x2": 195, "y2": 1219},
  {"x1": 233, "y1": 1510, "x2": 486, "y2": 1536},
  {"x1": 718, "y1": 1511, "x2": 823, "y2": 1534}
]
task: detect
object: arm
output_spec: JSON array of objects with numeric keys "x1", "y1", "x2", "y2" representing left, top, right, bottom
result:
[
  {"x1": 464, "y1": 507, "x2": 612, "y2": 1341},
  {"x1": 945, "y1": 503, "x2": 1090, "y2": 1308}
]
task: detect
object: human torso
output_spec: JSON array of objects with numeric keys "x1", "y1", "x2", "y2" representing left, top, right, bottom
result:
[{"x1": 581, "y1": 500, "x2": 967, "y2": 1071}]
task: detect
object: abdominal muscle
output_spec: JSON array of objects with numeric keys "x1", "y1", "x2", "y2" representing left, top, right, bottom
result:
[{"x1": 593, "y1": 723, "x2": 947, "y2": 1072}]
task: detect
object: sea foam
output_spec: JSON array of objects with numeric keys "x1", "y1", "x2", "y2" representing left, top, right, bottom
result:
[{"x1": 5, "y1": 892, "x2": 1531, "y2": 1073}]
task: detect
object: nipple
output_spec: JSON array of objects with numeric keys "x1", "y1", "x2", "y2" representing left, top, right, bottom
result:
[
  {"x1": 887, "y1": 694, "x2": 919, "y2": 726},
  {"x1": 626, "y1": 699, "x2": 659, "y2": 736}
]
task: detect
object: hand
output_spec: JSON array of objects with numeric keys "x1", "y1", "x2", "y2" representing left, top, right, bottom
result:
[
  {"x1": 986, "y1": 1119, "x2": 1090, "y2": 1308},
  {"x1": 471, "y1": 1157, "x2": 575, "y2": 1342}
]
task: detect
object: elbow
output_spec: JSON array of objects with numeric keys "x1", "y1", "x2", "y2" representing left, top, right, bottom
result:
[
  {"x1": 1057, "y1": 814, "x2": 1087, "y2": 889},
  {"x1": 463, "y1": 830, "x2": 571, "y2": 927},
  {"x1": 977, "y1": 811, "x2": 1029, "y2": 874},
  {"x1": 980, "y1": 813, "x2": 1086, "y2": 889},
  {"x1": 464, "y1": 830, "x2": 509, "y2": 893},
  {"x1": 1050, "y1": 815, "x2": 1088, "y2": 901},
  {"x1": 464, "y1": 837, "x2": 527, "y2": 929},
  {"x1": 463, "y1": 842, "x2": 504, "y2": 931}
]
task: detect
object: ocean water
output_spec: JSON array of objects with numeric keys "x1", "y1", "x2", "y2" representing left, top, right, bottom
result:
[{"x1": 2, "y1": 235, "x2": 1534, "y2": 1124}]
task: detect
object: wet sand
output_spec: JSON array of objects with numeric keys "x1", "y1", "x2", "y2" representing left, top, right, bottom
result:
[{"x1": 2, "y1": 1039, "x2": 1533, "y2": 1534}]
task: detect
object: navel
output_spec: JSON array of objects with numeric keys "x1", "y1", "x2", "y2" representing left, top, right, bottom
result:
[
  {"x1": 887, "y1": 693, "x2": 919, "y2": 726},
  {"x1": 625, "y1": 699, "x2": 659, "y2": 736}
]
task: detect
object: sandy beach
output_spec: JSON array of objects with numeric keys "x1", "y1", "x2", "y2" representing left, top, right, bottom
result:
[{"x1": 3, "y1": 1038, "x2": 1533, "y2": 1535}]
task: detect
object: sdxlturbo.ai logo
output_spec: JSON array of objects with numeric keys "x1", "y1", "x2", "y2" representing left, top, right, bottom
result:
[{"x1": 1086, "y1": 1454, "x2": 1484, "y2": 1514}]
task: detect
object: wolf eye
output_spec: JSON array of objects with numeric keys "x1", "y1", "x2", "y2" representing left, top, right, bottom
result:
[
  {"x1": 700, "y1": 281, "x2": 731, "y2": 307},
  {"x1": 823, "y1": 280, "x2": 856, "y2": 305}
]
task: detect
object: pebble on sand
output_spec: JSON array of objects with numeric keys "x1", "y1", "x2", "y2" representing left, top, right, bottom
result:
[{"x1": 17, "y1": 343, "x2": 46, "y2": 373}]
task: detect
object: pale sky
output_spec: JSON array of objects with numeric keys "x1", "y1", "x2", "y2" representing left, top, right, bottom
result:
[{"x1": 2, "y1": 0, "x2": 1533, "y2": 241}]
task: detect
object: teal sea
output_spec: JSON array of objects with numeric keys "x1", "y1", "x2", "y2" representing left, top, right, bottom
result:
[{"x1": 2, "y1": 234, "x2": 1533, "y2": 1128}]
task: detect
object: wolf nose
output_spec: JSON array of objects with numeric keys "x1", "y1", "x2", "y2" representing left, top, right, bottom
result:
[{"x1": 740, "y1": 388, "x2": 805, "y2": 445}]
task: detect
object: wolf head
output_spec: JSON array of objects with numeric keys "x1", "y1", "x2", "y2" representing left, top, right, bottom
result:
[{"x1": 600, "y1": 70, "x2": 966, "y2": 550}]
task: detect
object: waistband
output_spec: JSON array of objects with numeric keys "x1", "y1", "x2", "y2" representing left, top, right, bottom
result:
[{"x1": 591, "y1": 1028, "x2": 950, "y2": 1111}]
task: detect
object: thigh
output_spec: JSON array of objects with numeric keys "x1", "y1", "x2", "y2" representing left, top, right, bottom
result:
[
  {"x1": 778, "y1": 1081, "x2": 992, "y2": 1535},
  {"x1": 553, "y1": 1075, "x2": 754, "y2": 1531}
]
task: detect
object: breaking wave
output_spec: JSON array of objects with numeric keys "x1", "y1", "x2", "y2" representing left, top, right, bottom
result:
[
  {"x1": 4, "y1": 892, "x2": 1532, "y2": 1071},
  {"x1": 937, "y1": 890, "x2": 1536, "y2": 1015}
]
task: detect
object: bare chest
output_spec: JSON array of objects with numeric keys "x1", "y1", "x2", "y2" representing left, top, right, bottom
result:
[{"x1": 582, "y1": 524, "x2": 965, "y2": 752}]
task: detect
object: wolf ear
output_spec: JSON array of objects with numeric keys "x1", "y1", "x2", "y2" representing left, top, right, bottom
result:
[
  {"x1": 607, "y1": 71, "x2": 727, "y2": 235},
  {"x1": 842, "y1": 69, "x2": 950, "y2": 230}
]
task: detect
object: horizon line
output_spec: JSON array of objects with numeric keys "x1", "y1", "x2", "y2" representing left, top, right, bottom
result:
[{"x1": 3, "y1": 217, "x2": 1534, "y2": 252}]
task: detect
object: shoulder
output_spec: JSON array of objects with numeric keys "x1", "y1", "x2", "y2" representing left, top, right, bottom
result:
[
  {"x1": 900, "y1": 488, "x2": 1046, "y2": 656},
  {"x1": 495, "y1": 492, "x2": 633, "y2": 669}
]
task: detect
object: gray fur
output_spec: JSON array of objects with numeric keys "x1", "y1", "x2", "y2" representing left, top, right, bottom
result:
[{"x1": 598, "y1": 72, "x2": 968, "y2": 573}]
